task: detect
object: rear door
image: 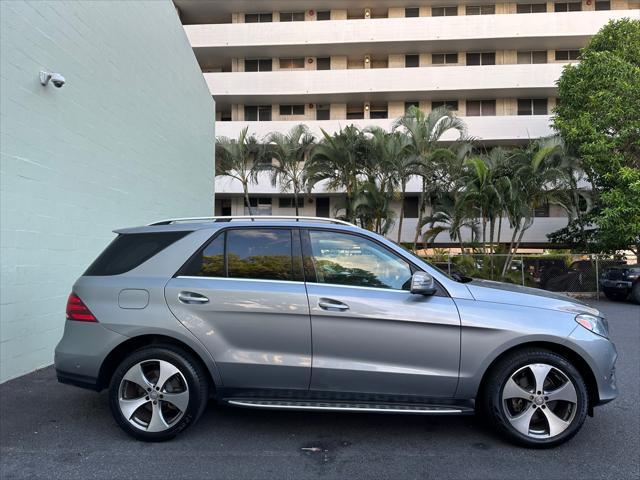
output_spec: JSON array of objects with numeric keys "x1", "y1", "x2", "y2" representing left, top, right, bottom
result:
[
  {"x1": 165, "y1": 227, "x2": 311, "y2": 391},
  {"x1": 302, "y1": 229, "x2": 461, "y2": 398}
]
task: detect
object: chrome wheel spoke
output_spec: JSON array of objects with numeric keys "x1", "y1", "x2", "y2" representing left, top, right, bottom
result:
[
  {"x1": 123, "y1": 363, "x2": 152, "y2": 391},
  {"x1": 530, "y1": 364, "x2": 553, "y2": 394},
  {"x1": 546, "y1": 381, "x2": 577, "y2": 404},
  {"x1": 509, "y1": 405, "x2": 536, "y2": 436},
  {"x1": 156, "y1": 360, "x2": 181, "y2": 391},
  {"x1": 503, "y1": 378, "x2": 532, "y2": 400},
  {"x1": 147, "y1": 403, "x2": 169, "y2": 432},
  {"x1": 162, "y1": 391, "x2": 189, "y2": 413},
  {"x1": 119, "y1": 396, "x2": 149, "y2": 420},
  {"x1": 542, "y1": 407, "x2": 571, "y2": 436}
]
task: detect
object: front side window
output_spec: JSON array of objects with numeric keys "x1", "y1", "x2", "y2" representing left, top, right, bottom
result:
[{"x1": 306, "y1": 231, "x2": 412, "y2": 290}]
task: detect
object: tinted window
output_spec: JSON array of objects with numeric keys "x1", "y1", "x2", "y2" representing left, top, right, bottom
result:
[
  {"x1": 85, "y1": 232, "x2": 189, "y2": 276},
  {"x1": 307, "y1": 231, "x2": 412, "y2": 290},
  {"x1": 227, "y1": 229, "x2": 293, "y2": 280}
]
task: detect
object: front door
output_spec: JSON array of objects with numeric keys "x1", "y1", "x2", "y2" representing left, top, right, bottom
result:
[
  {"x1": 302, "y1": 229, "x2": 461, "y2": 398},
  {"x1": 165, "y1": 227, "x2": 311, "y2": 391}
]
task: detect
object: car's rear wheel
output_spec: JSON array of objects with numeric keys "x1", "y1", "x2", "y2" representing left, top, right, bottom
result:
[
  {"x1": 108, "y1": 345, "x2": 209, "y2": 441},
  {"x1": 483, "y1": 349, "x2": 588, "y2": 448},
  {"x1": 604, "y1": 288, "x2": 628, "y2": 301}
]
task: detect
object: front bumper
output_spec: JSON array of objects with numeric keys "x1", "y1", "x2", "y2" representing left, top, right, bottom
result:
[
  {"x1": 54, "y1": 320, "x2": 129, "y2": 391},
  {"x1": 600, "y1": 279, "x2": 632, "y2": 293},
  {"x1": 567, "y1": 326, "x2": 618, "y2": 406}
]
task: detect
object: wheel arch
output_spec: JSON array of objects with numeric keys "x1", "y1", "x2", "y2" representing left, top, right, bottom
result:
[
  {"x1": 476, "y1": 341, "x2": 599, "y2": 416},
  {"x1": 97, "y1": 334, "x2": 217, "y2": 395}
]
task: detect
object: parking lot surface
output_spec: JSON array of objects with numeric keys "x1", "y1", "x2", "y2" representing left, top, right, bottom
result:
[{"x1": 1, "y1": 299, "x2": 638, "y2": 480}]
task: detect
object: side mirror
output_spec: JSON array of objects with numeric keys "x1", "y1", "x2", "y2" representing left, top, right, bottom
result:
[{"x1": 410, "y1": 271, "x2": 437, "y2": 296}]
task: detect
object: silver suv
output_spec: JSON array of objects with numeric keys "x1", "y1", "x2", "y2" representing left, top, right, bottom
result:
[{"x1": 55, "y1": 217, "x2": 617, "y2": 447}]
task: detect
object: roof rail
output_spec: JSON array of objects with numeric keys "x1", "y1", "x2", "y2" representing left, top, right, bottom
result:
[{"x1": 148, "y1": 216, "x2": 355, "y2": 227}]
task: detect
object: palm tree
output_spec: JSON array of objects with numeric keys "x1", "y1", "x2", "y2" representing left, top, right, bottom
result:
[
  {"x1": 392, "y1": 106, "x2": 467, "y2": 248},
  {"x1": 266, "y1": 124, "x2": 315, "y2": 216},
  {"x1": 216, "y1": 126, "x2": 267, "y2": 215},
  {"x1": 421, "y1": 194, "x2": 479, "y2": 252},
  {"x1": 306, "y1": 125, "x2": 368, "y2": 222},
  {"x1": 365, "y1": 127, "x2": 418, "y2": 242}
]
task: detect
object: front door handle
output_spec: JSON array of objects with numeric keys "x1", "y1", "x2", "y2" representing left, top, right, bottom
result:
[
  {"x1": 178, "y1": 291, "x2": 209, "y2": 304},
  {"x1": 318, "y1": 298, "x2": 349, "y2": 311}
]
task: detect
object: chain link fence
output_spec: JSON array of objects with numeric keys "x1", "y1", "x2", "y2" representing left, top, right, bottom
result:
[{"x1": 420, "y1": 253, "x2": 633, "y2": 297}]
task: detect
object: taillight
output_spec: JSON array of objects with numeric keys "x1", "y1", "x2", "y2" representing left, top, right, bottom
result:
[{"x1": 66, "y1": 292, "x2": 98, "y2": 322}]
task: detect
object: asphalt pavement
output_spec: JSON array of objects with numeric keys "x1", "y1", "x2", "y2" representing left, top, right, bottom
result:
[{"x1": 1, "y1": 299, "x2": 638, "y2": 480}]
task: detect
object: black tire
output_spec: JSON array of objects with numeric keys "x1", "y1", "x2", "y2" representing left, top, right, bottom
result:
[
  {"x1": 631, "y1": 283, "x2": 640, "y2": 305},
  {"x1": 482, "y1": 349, "x2": 588, "y2": 448},
  {"x1": 604, "y1": 289, "x2": 628, "y2": 302},
  {"x1": 108, "y1": 345, "x2": 209, "y2": 441}
]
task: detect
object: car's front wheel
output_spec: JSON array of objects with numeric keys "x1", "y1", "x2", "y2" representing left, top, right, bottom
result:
[
  {"x1": 483, "y1": 349, "x2": 588, "y2": 448},
  {"x1": 108, "y1": 345, "x2": 209, "y2": 441}
]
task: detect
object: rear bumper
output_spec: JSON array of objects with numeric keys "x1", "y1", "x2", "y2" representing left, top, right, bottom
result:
[{"x1": 54, "y1": 320, "x2": 129, "y2": 391}]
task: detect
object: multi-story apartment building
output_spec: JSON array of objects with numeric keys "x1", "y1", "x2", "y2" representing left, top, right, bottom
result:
[{"x1": 175, "y1": 0, "x2": 639, "y2": 246}]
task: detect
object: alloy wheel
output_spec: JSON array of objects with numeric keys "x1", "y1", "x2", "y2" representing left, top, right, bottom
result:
[
  {"x1": 501, "y1": 363, "x2": 578, "y2": 439},
  {"x1": 118, "y1": 359, "x2": 189, "y2": 432}
]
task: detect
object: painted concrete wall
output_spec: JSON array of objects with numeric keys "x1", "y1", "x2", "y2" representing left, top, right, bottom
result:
[{"x1": 0, "y1": 1, "x2": 215, "y2": 382}]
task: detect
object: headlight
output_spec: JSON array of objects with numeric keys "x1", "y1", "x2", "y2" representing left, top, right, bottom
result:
[{"x1": 575, "y1": 314, "x2": 609, "y2": 338}]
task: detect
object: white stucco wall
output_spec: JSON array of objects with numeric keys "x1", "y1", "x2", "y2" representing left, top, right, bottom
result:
[{"x1": 0, "y1": 1, "x2": 215, "y2": 382}]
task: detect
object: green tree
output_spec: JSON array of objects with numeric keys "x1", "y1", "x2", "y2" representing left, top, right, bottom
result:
[
  {"x1": 216, "y1": 127, "x2": 268, "y2": 216},
  {"x1": 392, "y1": 106, "x2": 467, "y2": 248},
  {"x1": 266, "y1": 124, "x2": 315, "y2": 216},
  {"x1": 553, "y1": 18, "x2": 640, "y2": 254}
]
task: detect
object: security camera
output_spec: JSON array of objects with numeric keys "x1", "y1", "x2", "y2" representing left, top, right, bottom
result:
[{"x1": 39, "y1": 71, "x2": 66, "y2": 88}]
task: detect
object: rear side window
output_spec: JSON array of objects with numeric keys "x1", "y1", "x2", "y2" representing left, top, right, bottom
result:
[
  {"x1": 84, "y1": 232, "x2": 189, "y2": 276},
  {"x1": 181, "y1": 228, "x2": 298, "y2": 281}
]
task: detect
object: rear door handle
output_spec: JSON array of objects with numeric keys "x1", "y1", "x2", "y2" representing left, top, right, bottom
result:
[
  {"x1": 318, "y1": 298, "x2": 349, "y2": 311},
  {"x1": 178, "y1": 291, "x2": 209, "y2": 304}
]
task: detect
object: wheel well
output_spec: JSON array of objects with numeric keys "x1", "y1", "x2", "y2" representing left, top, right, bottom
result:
[
  {"x1": 477, "y1": 341, "x2": 599, "y2": 415},
  {"x1": 97, "y1": 334, "x2": 215, "y2": 394}
]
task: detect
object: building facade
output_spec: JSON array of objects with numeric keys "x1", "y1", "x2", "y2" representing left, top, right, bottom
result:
[
  {"x1": 0, "y1": 1, "x2": 215, "y2": 382},
  {"x1": 175, "y1": 0, "x2": 639, "y2": 244}
]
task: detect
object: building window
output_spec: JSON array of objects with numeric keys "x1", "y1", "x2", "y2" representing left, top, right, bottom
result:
[
  {"x1": 466, "y1": 52, "x2": 496, "y2": 66},
  {"x1": 533, "y1": 203, "x2": 550, "y2": 217},
  {"x1": 317, "y1": 10, "x2": 331, "y2": 20},
  {"x1": 517, "y1": 51, "x2": 548, "y2": 64},
  {"x1": 595, "y1": 0, "x2": 611, "y2": 9},
  {"x1": 405, "y1": 101, "x2": 420, "y2": 113},
  {"x1": 279, "y1": 197, "x2": 304, "y2": 208},
  {"x1": 516, "y1": 3, "x2": 547, "y2": 13},
  {"x1": 245, "y1": 12, "x2": 272, "y2": 23},
  {"x1": 405, "y1": 54, "x2": 419, "y2": 68},
  {"x1": 279, "y1": 104, "x2": 305, "y2": 116},
  {"x1": 346, "y1": 104, "x2": 364, "y2": 119},
  {"x1": 369, "y1": 104, "x2": 388, "y2": 119},
  {"x1": 317, "y1": 57, "x2": 331, "y2": 70},
  {"x1": 279, "y1": 57, "x2": 305, "y2": 69},
  {"x1": 316, "y1": 104, "x2": 330, "y2": 120},
  {"x1": 518, "y1": 98, "x2": 548, "y2": 115},
  {"x1": 554, "y1": 2, "x2": 581, "y2": 11},
  {"x1": 432, "y1": 100, "x2": 459, "y2": 111},
  {"x1": 403, "y1": 197, "x2": 420, "y2": 218},
  {"x1": 432, "y1": 53, "x2": 458, "y2": 64},
  {"x1": 431, "y1": 6, "x2": 458, "y2": 16},
  {"x1": 466, "y1": 100, "x2": 496, "y2": 116},
  {"x1": 244, "y1": 105, "x2": 272, "y2": 121},
  {"x1": 245, "y1": 59, "x2": 272, "y2": 72},
  {"x1": 405, "y1": 7, "x2": 420, "y2": 17},
  {"x1": 555, "y1": 50, "x2": 580, "y2": 61},
  {"x1": 466, "y1": 4, "x2": 496, "y2": 15},
  {"x1": 280, "y1": 11, "x2": 305, "y2": 22}
]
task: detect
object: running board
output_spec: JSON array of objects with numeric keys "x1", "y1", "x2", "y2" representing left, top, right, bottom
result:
[{"x1": 226, "y1": 399, "x2": 472, "y2": 415}]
